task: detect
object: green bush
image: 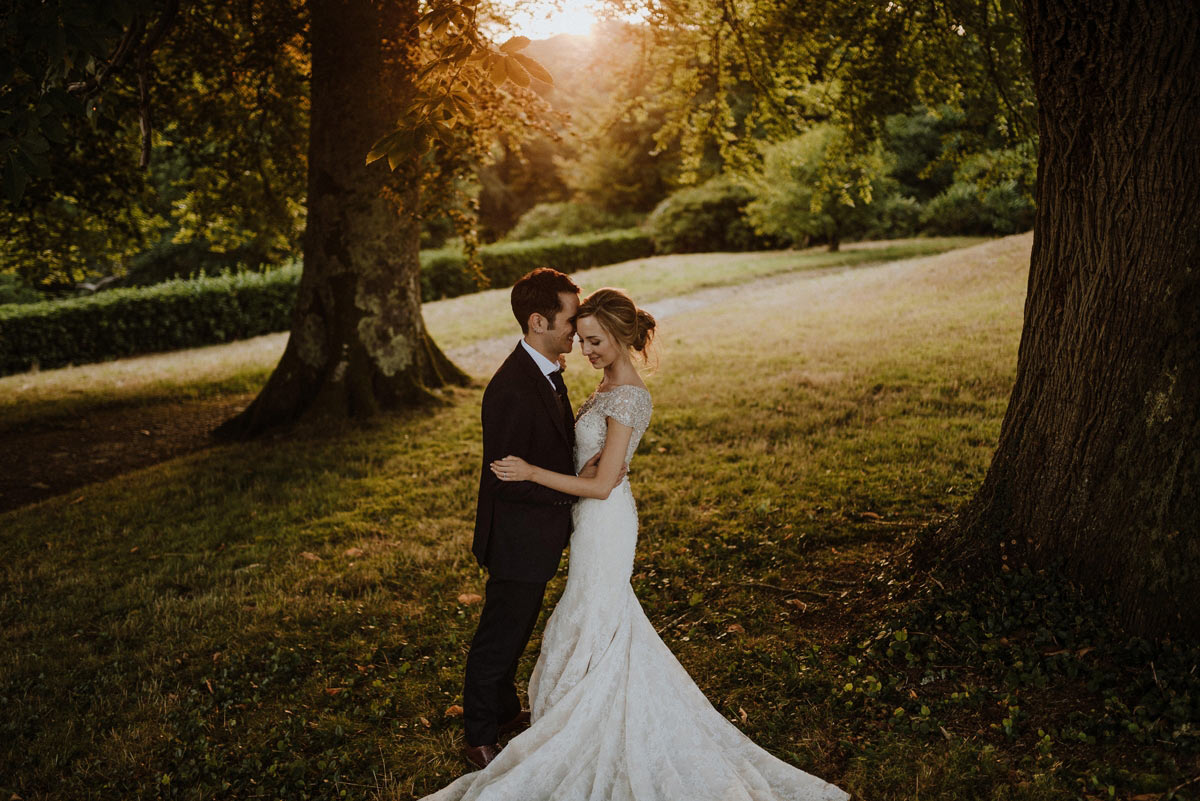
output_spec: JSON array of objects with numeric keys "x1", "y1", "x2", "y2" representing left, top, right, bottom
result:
[
  {"x1": 882, "y1": 106, "x2": 964, "y2": 203},
  {"x1": 506, "y1": 202, "x2": 643, "y2": 241},
  {"x1": 860, "y1": 193, "x2": 924, "y2": 241},
  {"x1": 920, "y1": 179, "x2": 1035, "y2": 236},
  {"x1": 920, "y1": 145, "x2": 1036, "y2": 236},
  {"x1": 0, "y1": 273, "x2": 44, "y2": 305},
  {"x1": 420, "y1": 229, "x2": 654, "y2": 301},
  {"x1": 743, "y1": 126, "x2": 891, "y2": 250},
  {"x1": 644, "y1": 176, "x2": 776, "y2": 254},
  {"x1": 919, "y1": 183, "x2": 990, "y2": 235},
  {"x1": 0, "y1": 230, "x2": 655, "y2": 376}
]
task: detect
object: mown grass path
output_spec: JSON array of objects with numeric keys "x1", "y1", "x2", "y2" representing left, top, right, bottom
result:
[{"x1": 7, "y1": 233, "x2": 1190, "y2": 801}]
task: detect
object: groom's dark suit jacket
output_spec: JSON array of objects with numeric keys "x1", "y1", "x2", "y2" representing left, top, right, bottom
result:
[{"x1": 473, "y1": 344, "x2": 577, "y2": 584}]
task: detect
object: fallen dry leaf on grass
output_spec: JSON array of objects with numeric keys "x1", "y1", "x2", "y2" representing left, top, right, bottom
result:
[
  {"x1": 457, "y1": 593, "x2": 483, "y2": 605},
  {"x1": 420, "y1": 716, "x2": 431, "y2": 728},
  {"x1": 726, "y1": 623, "x2": 745, "y2": 634},
  {"x1": 445, "y1": 704, "x2": 464, "y2": 717},
  {"x1": 343, "y1": 547, "x2": 364, "y2": 558},
  {"x1": 299, "y1": 551, "x2": 321, "y2": 561}
]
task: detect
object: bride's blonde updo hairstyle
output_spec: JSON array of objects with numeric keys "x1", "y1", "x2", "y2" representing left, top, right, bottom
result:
[{"x1": 575, "y1": 288, "x2": 657, "y2": 362}]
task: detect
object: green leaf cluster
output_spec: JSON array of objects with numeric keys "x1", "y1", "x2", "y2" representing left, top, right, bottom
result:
[
  {"x1": 1, "y1": 0, "x2": 310, "y2": 287},
  {"x1": 743, "y1": 124, "x2": 889, "y2": 250}
]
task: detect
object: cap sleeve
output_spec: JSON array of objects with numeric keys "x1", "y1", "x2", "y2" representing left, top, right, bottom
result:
[{"x1": 599, "y1": 385, "x2": 652, "y2": 431}]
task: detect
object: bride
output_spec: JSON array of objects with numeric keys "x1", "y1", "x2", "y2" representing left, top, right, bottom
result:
[{"x1": 420, "y1": 288, "x2": 849, "y2": 801}]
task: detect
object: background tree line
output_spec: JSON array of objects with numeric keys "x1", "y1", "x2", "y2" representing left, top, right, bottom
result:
[{"x1": 1, "y1": 0, "x2": 1035, "y2": 302}]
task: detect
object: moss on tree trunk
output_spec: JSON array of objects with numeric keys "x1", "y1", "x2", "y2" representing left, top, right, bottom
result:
[{"x1": 215, "y1": 0, "x2": 469, "y2": 440}]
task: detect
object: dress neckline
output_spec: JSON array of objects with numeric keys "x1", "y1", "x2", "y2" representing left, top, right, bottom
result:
[{"x1": 595, "y1": 383, "x2": 649, "y2": 395}]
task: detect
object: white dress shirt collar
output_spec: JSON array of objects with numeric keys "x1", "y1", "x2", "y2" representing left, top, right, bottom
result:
[{"x1": 520, "y1": 338, "x2": 560, "y2": 388}]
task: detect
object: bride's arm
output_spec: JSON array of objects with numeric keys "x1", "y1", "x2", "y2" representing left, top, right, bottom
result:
[{"x1": 492, "y1": 417, "x2": 633, "y2": 500}]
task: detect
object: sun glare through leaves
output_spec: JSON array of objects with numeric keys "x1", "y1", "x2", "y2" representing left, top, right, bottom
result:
[{"x1": 503, "y1": 0, "x2": 607, "y2": 38}]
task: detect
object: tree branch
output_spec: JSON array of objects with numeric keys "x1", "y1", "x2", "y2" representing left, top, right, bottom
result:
[
  {"x1": 65, "y1": 1, "x2": 181, "y2": 167},
  {"x1": 135, "y1": 0, "x2": 181, "y2": 167}
]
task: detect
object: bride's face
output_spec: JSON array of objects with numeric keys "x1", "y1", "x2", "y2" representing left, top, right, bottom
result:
[{"x1": 576, "y1": 315, "x2": 623, "y2": 370}]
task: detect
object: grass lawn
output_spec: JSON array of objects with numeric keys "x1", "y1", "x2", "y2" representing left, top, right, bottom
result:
[
  {"x1": 2, "y1": 232, "x2": 1196, "y2": 800},
  {"x1": 0, "y1": 237, "x2": 982, "y2": 432}
]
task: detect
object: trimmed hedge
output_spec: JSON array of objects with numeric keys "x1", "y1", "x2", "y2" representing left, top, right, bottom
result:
[
  {"x1": 0, "y1": 229, "x2": 654, "y2": 376},
  {"x1": 420, "y1": 229, "x2": 653, "y2": 300},
  {"x1": 0, "y1": 266, "x2": 301, "y2": 376}
]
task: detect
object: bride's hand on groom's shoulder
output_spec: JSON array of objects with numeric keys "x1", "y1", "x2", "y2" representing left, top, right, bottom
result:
[{"x1": 492, "y1": 455, "x2": 533, "y2": 482}]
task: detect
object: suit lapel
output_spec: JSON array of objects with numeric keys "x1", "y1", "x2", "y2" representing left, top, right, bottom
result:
[{"x1": 513, "y1": 344, "x2": 571, "y2": 447}]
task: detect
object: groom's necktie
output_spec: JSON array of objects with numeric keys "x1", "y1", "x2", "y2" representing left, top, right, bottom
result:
[
  {"x1": 548, "y1": 368, "x2": 574, "y2": 441},
  {"x1": 549, "y1": 368, "x2": 569, "y2": 410}
]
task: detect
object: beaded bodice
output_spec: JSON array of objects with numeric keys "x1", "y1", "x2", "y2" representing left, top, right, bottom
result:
[{"x1": 572, "y1": 384, "x2": 652, "y2": 470}]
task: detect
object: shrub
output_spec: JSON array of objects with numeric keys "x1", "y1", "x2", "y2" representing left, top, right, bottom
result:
[
  {"x1": 882, "y1": 106, "x2": 965, "y2": 203},
  {"x1": 420, "y1": 229, "x2": 654, "y2": 300},
  {"x1": 644, "y1": 176, "x2": 774, "y2": 254},
  {"x1": 860, "y1": 193, "x2": 924, "y2": 241},
  {"x1": 0, "y1": 265, "x2": 300, "y2": 375},
  {"x1": 920, "y1": 178, "x2": 1035, "y2": 236},
  {"x1": 506, "y1": 202, "x2": 643, "y2": 241},
  {"x1": 0, "y1": 273, "x2": 43, "y2": 306},
  {"x1": 744, "y1": 125, "x2": 891, "y2": 250},
  {"x1": 0, "y1": 230, "x2": 655, "y2": 376},
  {"x1": 919, "y1": 183, "x2": 992, "y2": 235},
  {"x1": 920, "y1": 145, "x2": 1036, "y2": 236},
  {"x1": 120, "y1": 238, "x2": 272, "y2": 287}
]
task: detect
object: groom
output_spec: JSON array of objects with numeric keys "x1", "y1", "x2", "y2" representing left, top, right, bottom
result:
[{"x1": 462, "y1": 267, "x2": 589, "y2": 769}]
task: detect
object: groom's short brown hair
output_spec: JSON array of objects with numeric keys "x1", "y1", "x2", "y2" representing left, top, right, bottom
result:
[{"x1": 511, "y1": 268, "x2": 580, "y2": 334}]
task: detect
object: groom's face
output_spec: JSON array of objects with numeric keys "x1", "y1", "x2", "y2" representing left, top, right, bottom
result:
[{"x1": 547, "y1": 292, "x2": 580, "y2": 355}]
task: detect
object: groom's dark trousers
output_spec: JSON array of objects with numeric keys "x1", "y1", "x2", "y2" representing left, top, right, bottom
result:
[{"x1": 464, "y1": 344, "x2": 576, "y2": 747}]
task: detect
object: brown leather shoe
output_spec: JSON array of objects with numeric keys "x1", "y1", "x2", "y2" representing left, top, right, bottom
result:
[
  {"x1": 461, "y1": 742, "x2": 500, "y2": 770},
  {"x1": 498, "y1": 709, "x2": 531, "y2": 738}
]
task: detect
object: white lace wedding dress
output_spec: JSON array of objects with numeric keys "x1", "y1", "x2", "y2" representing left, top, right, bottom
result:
[{"x1": 422, "y1": 385, "x2": 849, "y2": 801}]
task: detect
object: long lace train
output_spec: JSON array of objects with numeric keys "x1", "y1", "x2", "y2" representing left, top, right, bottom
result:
[{"x1": 419, "y1": 386, "x2": 849, "y2": 801}]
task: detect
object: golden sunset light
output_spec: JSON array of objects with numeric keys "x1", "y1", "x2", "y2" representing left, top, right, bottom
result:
[
  {"x1": 7, "y1": 2, "x2": 1193, "y2": 799},
  {"x1": 504, "y1": 0, "x2": 606, "y2": 38}
]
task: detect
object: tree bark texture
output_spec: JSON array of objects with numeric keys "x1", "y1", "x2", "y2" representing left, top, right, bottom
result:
[
  {"x1": 920, "y1": 0, "x2": 1200, "y2": 639},
  {"x1": 215, "y1": 0, "x2": 468, "y2": 440}
]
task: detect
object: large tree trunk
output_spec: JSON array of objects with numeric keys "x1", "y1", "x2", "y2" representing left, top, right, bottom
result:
[
  {"x1": 916, "y1": 0, "x2": 1200, "y2": 640},
  {"x1": 215, "y1": 0, "x2": 469, "y2": 440}
]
